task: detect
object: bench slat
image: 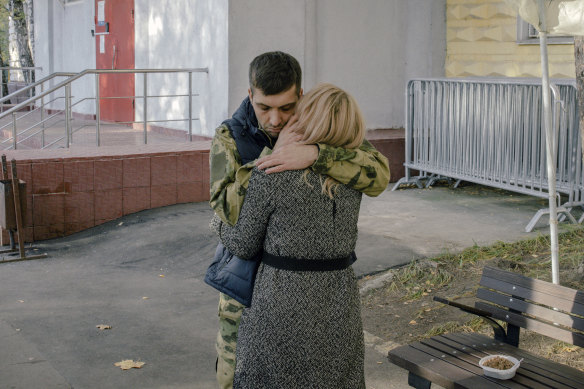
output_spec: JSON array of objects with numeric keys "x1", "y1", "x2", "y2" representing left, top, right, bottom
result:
[
  {"x1": 434, "y1": 335, "x2": 579, "y2": 389},
  {"x1": 389, "y1": 341, "x2": 516, "y2": 388},
  {"x1": 444, "y1": 333, "x2": 582, "y2": 384},
  {"x1": 412, "y1": 340, "x2": 545, "y2": 388},
  {"x1": 476, "y1": 302, "x2": 584, "y2": 347},
  {"x1": 420, "y1": 337, "x2": 559, "y2": 389},
  {"x1": 388, "y1": 267, "x2": 584, "y2": 389},
  {"x1": 444, "y1": 333, "x2": 584, "y2": 388},
  {"x1": 388, "y1": 343, "x2": 500, "y2": 389},
  {"x1": 480, "y1": 266, "x2": 584, "y2": 316},
  {"x1": 476, "y1": 288, "x2": 584, "y2": 331},
  {"x1": 480, "y1": 274, "x2": 584, "y2": 317}
]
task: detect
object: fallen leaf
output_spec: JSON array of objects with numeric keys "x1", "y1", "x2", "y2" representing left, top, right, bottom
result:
[
  {"x1": 96, "y1": 324, "x2": 112, "y2": 330},
  {"x1": 142, "y1": 297, "x2": 149, "y2": 300},
  {"x1": 118, "y1": 222, "x2": 124, "y2": 226},
  {"x1": 377, "y1": 361, "x2": 383, "y2": 364},
  {"x1": 159, "y1": 275, "x2": 165, "y2": 278},
  {"x1": 114, "y1": 360, "x2": 145, "y2": 370},
  {"x1": 409, "y1": 320, "x2": 417, "y2": 325}
]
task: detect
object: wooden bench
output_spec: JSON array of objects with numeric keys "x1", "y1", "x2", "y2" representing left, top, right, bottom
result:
[{"x1": 388, "y1": 266, "x2": 584, "y2": 388}]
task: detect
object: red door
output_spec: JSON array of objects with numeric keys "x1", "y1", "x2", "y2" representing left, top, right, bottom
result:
[{"x1": 95, "y1": 0, "x2": 135, "y2": 123}]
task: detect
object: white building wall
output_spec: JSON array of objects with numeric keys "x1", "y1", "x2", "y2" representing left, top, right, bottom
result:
[
  {"x1": 34, "y1": 0, "x2": 96, "y2": 114},
  {"x1": 227, "y1": 0, "x2": 307, "y2": 115},
  {"x1": 135, "y1": 0, "x2": 228, "y2": 136},
  {"x1": 405, "y1": 0, "x2": 446, "y2": 83},
  {"x1": 34, "y1": 0, "x2": 228, "y2": 136},
  {"x1": 228, "y1": 0, "x2": 446, "y2": 129},
  {"x1": 33, "y1": 0, "x2": 443, "y2": 134}
]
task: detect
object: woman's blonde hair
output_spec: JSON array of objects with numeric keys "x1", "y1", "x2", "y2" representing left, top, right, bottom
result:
[{"x1": 296, "y1": 83, "x2": 366, "y2": 197}]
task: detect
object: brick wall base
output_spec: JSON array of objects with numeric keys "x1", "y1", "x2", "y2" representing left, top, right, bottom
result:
[
  {"x1": 0, "y1": 129, "x2": 405, "y2": 244},
  {"x1": 366, "y1": 128, "x2": 405, "y2": 183},
  {"x1": 0, "y1": 142, "x2": 211, "y2": 244}
]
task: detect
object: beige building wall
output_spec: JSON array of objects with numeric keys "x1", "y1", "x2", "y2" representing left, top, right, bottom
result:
[{"x1": 446, "y1": 0, "x2": 575, "y2": 78}]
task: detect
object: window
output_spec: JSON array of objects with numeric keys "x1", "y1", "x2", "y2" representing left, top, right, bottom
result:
[{"x1": 516, "y1": 17, "x2": 574, "y2": 45}]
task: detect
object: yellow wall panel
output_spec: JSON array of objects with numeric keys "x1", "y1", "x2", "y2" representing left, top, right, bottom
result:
[{"x1": 446, "y1": 0, "x2": 576, "y2": 78}]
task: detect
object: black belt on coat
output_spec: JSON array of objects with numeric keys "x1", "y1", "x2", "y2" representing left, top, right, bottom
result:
[{"x1": 262, "y1": 251, "x2": 356, "y2": 272}]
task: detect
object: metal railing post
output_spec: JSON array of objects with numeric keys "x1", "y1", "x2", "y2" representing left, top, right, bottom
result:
[
  {"x1": 188, "y1": 71, "x2": 193, "y2": 141},
  {"x1": 65, "y1": 83, "x2": 71, "y2": 148},
  {"x1": 28, "y1": 69, "x2": 32, "y2": 100},
  {"x1": 12, "y1": 112, "x2": 17, "y2": 150},
  {"x1": 40, "y1": 83, "x2": 45, "y2": 148},
  {"x1": 95, "y1": 73, "x2": 101, "y2": 146},
  {"x1": 0, "y1": 68, "x2": 209, "y2": 150},
  {"x1": 143, "y1": 72, "x2": 148, "y2": 144}
]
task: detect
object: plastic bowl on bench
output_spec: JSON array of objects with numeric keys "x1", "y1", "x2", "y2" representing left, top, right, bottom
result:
[{"x1": 478, "y1": 355, "x2": 521, "y2": 380}]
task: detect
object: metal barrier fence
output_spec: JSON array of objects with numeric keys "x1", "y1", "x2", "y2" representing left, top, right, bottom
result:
[{"x1": 392, "y1": 78, "x2": 583, "y2": 232}]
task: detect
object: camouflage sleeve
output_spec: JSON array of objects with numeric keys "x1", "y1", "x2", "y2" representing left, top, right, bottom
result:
[
  {"x1": 311, "y1": 139, "x2": 390, "y2": 197},
  {"x1": 209, "y1": 125, "x2": 271, "y2": 226}
]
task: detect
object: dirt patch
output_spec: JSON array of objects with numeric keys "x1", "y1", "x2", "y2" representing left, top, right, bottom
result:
[{"x1": 360, "y1": 255, "x2": 584, "y2": 371}]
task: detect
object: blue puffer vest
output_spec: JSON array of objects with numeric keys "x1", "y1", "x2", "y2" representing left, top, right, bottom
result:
[
  {"x1": 204, "y1": 97, "x2": 272, "y2": 307},
  {"x1": 222, "y1": 97, "x2": 273, "y2": 164}
]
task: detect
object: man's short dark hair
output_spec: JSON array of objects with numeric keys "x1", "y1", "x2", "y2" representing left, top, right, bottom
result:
[{"x1": 249, "y1": 51, "x2": 302, "y2": 96}]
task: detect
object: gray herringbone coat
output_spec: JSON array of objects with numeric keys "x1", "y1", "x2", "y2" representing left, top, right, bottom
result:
[{"x1": 212, "y1": 167, "x2": 365, "y2": 389}]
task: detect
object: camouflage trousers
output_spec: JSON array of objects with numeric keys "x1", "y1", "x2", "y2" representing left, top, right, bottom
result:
[{"x1": 216, "y1": 292, "x2": 244, "y2": 389}]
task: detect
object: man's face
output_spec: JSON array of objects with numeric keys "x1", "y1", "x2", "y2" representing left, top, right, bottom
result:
[{"x1": 249, "y1": 85, "x2": 302, "y2": 138}]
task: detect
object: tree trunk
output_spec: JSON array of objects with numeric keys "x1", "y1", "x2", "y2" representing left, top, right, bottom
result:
[
  {"x1": 8, "y1": 0, "x2": 33, "y2": 83},
  {"x1": 576, "y1": 36, "x2": 584, "y2": 166},
  {"x1": 0, "y1": 30, "x2": 8, "y2": 98}
]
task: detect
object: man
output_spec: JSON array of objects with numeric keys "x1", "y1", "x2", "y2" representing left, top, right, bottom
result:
[{"x1": 209, "y1": 51, "x2": 390, "y2": 388}]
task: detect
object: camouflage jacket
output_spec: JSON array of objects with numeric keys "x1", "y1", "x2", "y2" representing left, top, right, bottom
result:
[{"x1": 209, "y1": 123, "x2": 390, "y2": 226}]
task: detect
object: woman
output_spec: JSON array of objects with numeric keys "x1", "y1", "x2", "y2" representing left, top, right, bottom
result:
[{"x1": 211, "y1": 83, "x2": 366, "y2": 388}]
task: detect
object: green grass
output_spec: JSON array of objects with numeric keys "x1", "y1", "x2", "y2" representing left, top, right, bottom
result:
[
  {"x1": 388, "y1": 226, "x2": 584, "y2": 299},
  {"x1": 368, "y1": 226, "x2": 584, "y2": 370},
  {"x1": 422, "y1": 316, "x2": 487, "y2": 340}
]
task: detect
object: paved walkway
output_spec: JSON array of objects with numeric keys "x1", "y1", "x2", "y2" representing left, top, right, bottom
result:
[{"x1": 0, "y1": 182, "x2": 573, "y2": 388}]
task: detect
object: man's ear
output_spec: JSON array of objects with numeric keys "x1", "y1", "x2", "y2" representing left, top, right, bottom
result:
[
  {"x1": 299, "y1": 88, "x2": 303, "y2": 98},
  {"x1": 248, "y1": 88, "x2": 253, "y2": 101}
]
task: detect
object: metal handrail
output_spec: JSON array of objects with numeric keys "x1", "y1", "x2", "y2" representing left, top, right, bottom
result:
[
  {"x1": 0, "y1": 72, "x2": 75, "y2": 106},
  {"x1": 1, "y1": 68, "x2": 209, "y2": 149},
  {"x1": 0, "y1": 95, "x2": 65, "y2": 136},
  {"x1": 0, "y1": 106, "x2": 67, "y2": 146},
  {"x1": 0, "y1": 66, "x2": 42, "y2": 70},
  {"x1": 0, "y1": 68, "x2": 208, "y2": 120}
]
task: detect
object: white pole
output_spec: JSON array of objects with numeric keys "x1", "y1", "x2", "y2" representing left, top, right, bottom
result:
[{"x1": 538, "y1": 0, "x2": 560, "y2": 284}]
